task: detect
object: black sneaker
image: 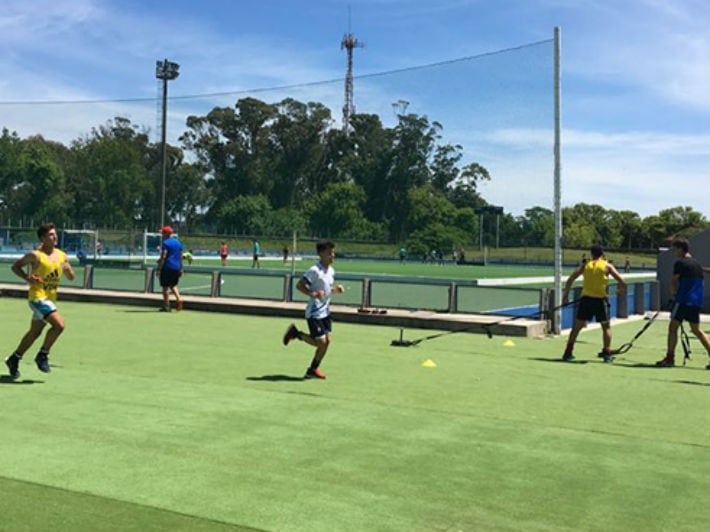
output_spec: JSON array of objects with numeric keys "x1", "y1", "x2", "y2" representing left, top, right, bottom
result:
[
  {"x1": 34, "y1": 351, "x2": 51, "y2": 373},
  {"x1": 5, "y1": 354, "x2": 20, "y2": 380},
  {"x1": 562, "y1": 352, "x2": 575, "y2": 362},
  {"x1": 283, "y1": 324, "x2": 299, "y2": 346},
  {"x1": 655, "y1": 356, "x2": 674, "y2": 368},
  {"x1": 598, "y1": 351, "x2": 614, "y2": 364}
]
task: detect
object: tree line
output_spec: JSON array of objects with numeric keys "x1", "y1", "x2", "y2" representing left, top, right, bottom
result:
[{"x1": 0, "y1": 96, "x2": 706, "y2": 254}]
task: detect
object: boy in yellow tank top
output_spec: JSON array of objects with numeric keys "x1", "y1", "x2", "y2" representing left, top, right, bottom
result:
[
  {"x1": 4, "y1": 223, "x2": 75, "y2": 380},
  {"x1": 561, "y1": 244, "x2": 626, "y2": 363}
]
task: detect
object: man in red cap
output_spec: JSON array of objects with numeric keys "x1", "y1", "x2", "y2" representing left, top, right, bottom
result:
[{"x1": 156, "y1": 225, "x2": 184, "y2": 311}]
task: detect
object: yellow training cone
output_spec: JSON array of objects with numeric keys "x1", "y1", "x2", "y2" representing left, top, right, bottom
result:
[
  {"x1": 503, "y1": 340, "x2": 516, "y2": 347},
  {"x1": 421, "y1": 359, "x2": 437, "y2": 368}
]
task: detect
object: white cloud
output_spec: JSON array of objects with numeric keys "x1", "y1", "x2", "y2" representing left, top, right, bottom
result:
[{"x1": 563, "y1": 0, "x2": 710, "y2": 113}]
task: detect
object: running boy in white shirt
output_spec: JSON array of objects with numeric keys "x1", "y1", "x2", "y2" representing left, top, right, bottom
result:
[{"x1": 282, "y1": 239, "x2": 344, "y2": 379}]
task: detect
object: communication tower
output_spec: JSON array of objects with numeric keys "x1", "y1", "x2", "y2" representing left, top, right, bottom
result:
[{"x1": 341, "y1": 11, "x2": 364, "y2": 136}]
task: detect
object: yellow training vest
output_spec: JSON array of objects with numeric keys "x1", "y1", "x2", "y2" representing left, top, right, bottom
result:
[
  {"x1": 28, "y1": 249, "x2": 66, "y2": 301},
  {"x1": 581, "y1": 258, "x2": 608, "y2": 298}
]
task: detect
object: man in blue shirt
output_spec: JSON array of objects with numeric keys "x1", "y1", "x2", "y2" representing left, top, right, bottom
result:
[
  {"x1": 657, "y1": 237, "x2": 710, "y2": 367},
  {"x1": 156, "y1": 226, "x2": 184, "y2": 312}
]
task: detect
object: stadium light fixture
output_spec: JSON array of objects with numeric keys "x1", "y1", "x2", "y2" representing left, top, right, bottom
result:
[{"x1": 155, "y1": 59, "x2": 180, "y2": 229}]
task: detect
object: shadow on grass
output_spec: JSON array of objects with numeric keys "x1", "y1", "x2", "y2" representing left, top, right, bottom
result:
[
  {"x1": 673, "y1": 380, "x2": 710, "y2": 387},
  {"x1": 613, "y1": 361, "x2": 706, "y2": 371},
  {"x1": 246, "y1": 374, "x2": 305, "y2": 382},
  {"x1": 0, "y1": 375, "x2": 44, "y2": 385},
  {"x1": 529, "y1": 357, "x2": 589, "y2": 365},
  {"x1": 122, "y1": 309, "x2": 164, "y2": 313}
]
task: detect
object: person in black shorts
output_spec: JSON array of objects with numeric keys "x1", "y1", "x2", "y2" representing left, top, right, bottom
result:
[
  {"x1": 656, "y1": 238, "x2": 710, "y2": 368},
  {"x1": 562, "y1": 244, "x2": 626, "y2": 362}
]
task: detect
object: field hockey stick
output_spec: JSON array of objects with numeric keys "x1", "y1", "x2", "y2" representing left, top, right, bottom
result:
[
  {"x1": 609, "y1": 310, "x2": 661, "y2": 355},
  {"x1": 680, "y1": 322, "x2": 692, "y2": 365}
]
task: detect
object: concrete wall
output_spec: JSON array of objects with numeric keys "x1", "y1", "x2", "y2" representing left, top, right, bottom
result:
[{"x1": 657, "y1": 229, "x2": 710, "y2": 312}]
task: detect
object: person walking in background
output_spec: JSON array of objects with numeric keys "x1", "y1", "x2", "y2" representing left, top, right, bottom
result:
[
  {"x1": 561, "y1": 244, "x2": 627, "y2": 363},
  {"x1": 219, "y1": 240, "x2": 228, "y2": 267},
  {"x1": 252, "y1": 239, "x2": 261, "y2": 269},
  {"x1": 624, "y1": 256, "x2": 631, "y2": 273},
  {"x1": 156, "y1": 226, "x2": 184, "y2": 312},
  {"x1": 399, "y1": 246, "x2": 407, "y2": 263},
  {"x1": 656, "y1": 237, "x2": 710, "y2": 368},
  {"x1": 282, "y1": 245, "x2": 289, "y2": 264},
  {"x1": 282, "y1": 239, "x2": 345, "y2": 380},
  {"x1": 5, "y1": 223, "x2": 75, "y2": 380}
]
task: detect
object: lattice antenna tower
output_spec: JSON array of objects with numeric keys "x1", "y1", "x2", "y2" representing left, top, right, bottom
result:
[{"x1": 341, "y1": 7, "x2": 364, "y2": 136}]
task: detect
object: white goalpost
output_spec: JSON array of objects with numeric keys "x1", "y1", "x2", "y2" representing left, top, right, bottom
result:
[
  {"x1": 143, "y1": 231, "x2": 164, "y2": 265},
  {"x1": 61, "y1": 229, "x2": 98, "y2": 260}
]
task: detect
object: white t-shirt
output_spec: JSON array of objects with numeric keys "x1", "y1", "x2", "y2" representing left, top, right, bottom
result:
[{"x1": 302, "y1": 262, "x2": 335, "y2": 319}]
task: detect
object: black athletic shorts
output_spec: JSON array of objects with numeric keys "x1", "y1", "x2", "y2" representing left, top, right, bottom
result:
[
  {"x1": 307, "y1": 316, "x2": 332, "y2": 339},
  {"x1": 670, "y1": 303, "x2": 701, "y2": 324},
  {"x1": 160, "y1": 267, "x2": 181, "y2": 288},
  {"x1": 576, "y1": 296, "x2": 610, "y2": 323}
]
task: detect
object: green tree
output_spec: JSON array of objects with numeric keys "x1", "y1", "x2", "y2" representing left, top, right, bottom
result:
[
  {"x1": 657, "y1": 206, "x2": 707, "y2": 235},
  {"x1": 69, "y1": 117, "x2": 153, "y2": 227},
  {"x1": 305, "y1": 182, "x2": 379, "y2": 239},
  {"x1": 0, "y1": 134, "x2": 71, "y2": 225},
  {"x1": 215, "y1": 194, "x2": 272, "y2": 235},
  {"x1": 521, "y1": 206, "x2": 554, "y2": 247}
]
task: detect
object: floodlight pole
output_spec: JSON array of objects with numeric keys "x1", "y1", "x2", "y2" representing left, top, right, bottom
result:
[
  {"x1": 156, "y1": 59, "x2": 180, "y2": 229},
  {"x1": 553, "y1": 27, "x2": 563, "y2": 334}
]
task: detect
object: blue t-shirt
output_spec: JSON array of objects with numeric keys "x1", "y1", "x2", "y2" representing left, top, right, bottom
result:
[
  {"x1": 674, "y1": 257, "x2": 704, "y2": 307},
  {"x1": 161, "y1": 236, "x2": 183, "y2": 271}
]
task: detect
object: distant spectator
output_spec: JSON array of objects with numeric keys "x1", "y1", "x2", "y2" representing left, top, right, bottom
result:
[
  {"x1": 219, "y1": 241, "x2": 228, "y2": 267},
  {"x1": 399, "y1": 246, "x2": 407, "y2": 263},
  {"x1": 252, "y1": 239, "x2": 261, "y2": 269},
  {"x1": 624, "y1": 256, "x2": 631, "y2": 273},
  {"x1": 182, "y1": 249, "x2": 194, "y2": 265},
  {"x1": 95, "y1": 240, "x2": 103, "y2": 256},
  {"x1": 283, "y1": 245, "x2": 289, "y2": 264}
]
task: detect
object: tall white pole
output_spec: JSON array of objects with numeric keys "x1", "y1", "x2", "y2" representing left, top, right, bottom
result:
[
  {"x1": 291, "y1": 230, "x2": 297, "y2": 276},
  {"x1": 160, "y1": 76, "x2": 168, "y2": 229},
  {"x1": 553, "y1": 26, "x2": 563, "y2": 334}
]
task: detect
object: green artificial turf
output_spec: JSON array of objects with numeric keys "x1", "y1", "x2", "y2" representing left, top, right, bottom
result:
[{"x1": 1, "y1": 298, "x2": 709, "y2": 531}]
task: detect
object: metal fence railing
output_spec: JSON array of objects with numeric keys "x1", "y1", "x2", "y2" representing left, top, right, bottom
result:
[{"x1": 0, "y1": 261, "x2": 660, "y2": 327}]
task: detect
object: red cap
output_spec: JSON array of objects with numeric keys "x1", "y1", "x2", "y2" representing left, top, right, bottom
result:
[{"x1": 160, "y1": 225, "x2": 173, "y2": 235}]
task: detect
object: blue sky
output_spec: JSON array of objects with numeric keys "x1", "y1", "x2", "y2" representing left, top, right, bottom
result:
[{"x1": 1, "y1": 0, "x2": 708, "y2": 217}]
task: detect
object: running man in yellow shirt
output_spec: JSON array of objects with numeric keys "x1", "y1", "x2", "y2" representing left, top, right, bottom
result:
[
  {"x1": 561, "y1": 244, "x2": 626, "y2": 363},
  {"x1": 5, "y1": 223, "x2": 75, "y2": 379}
]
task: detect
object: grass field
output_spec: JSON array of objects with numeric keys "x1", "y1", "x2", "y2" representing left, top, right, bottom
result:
[{"x1": 1, "y1": 298, "x2": 709, "y2": 531}]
